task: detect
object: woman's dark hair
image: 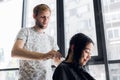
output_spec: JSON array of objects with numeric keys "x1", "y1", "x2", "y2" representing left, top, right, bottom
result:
[{"x1": 66, "y1": 33, "x2": 94, "y2": 65}]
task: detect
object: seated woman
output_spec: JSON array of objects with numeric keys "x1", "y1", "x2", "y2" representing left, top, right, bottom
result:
[{"x1": 53, "y1": 33, "x2": 95, "y2": 80}]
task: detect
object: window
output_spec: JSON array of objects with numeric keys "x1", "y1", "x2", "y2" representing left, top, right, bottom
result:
[
  {"x1": 89, "y1": 65, "x2": 106, "y2": 80},
  {"x1": 0, "y1": 0, "x2": 23, "y2": 80},
  {"x1": 101, "y1": 0, "x2": 120, "y2": 79},
  {"x1": 101, "y1": 0, "x2": 120, "y2": 60},
  {"x1": 107, "y1": 28, "x2": 120, "y2": 40},
  {"x1": 64, "y1": 0, "x2": 98, "y2": 57},
  {"x1": 109, "y1": 64, "x2": 120, "y2": 80}
]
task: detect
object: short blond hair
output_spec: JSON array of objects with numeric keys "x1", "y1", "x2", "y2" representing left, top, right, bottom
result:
[{"x1": 33, "y1": 4, "x2": 51, "y2": 16}]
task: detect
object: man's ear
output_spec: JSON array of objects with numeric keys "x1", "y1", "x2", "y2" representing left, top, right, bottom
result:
[
  {"x1": 70, "y1": 44, "x2": 74, "y2": 52},
  {"x1": 33, "y1": 14, "x2": 36, "y2": 19}
]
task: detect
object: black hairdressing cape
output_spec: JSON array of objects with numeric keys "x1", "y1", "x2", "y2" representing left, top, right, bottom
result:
[{"x1": 53, "y1": 61, "x2": 95, "y2": 80}]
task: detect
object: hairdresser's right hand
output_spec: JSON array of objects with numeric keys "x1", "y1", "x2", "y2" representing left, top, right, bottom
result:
[{"x1": 45, "y1": 50, "x2": 61, "y2": 60}]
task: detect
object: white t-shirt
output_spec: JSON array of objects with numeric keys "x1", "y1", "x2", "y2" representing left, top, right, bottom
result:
[{"x1": 16, "y1": 27, "x2": 59, "y2": 80}]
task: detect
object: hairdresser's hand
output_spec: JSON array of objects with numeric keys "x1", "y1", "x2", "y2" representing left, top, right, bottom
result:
[
  {"x1": 53, "y1": 51, "x2": 62, "y2": 66},
  {"x1": 45, "y1": 50, "x2": 61, "y2": 60},
  {"x1": 53, "y1": 51, "x2": 62, "y2": 59}
]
